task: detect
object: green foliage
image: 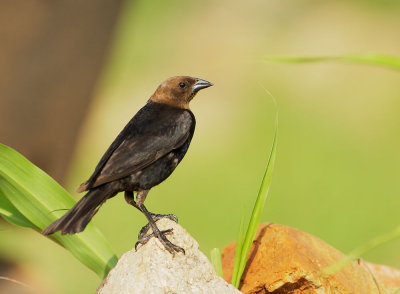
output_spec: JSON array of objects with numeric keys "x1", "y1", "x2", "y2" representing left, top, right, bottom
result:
[
  {"x1": 264, "y1": 53, "x2": 400, "y2": 71},
  {"x1": 231, "y1": 105, "x2": 278, "y2": 288},
  {"x1": 210, "y1": 248, "x2": 223, "y2": 277},
  {"x1": 0, "y1": 144, "x2": 118, "y2": 279}
]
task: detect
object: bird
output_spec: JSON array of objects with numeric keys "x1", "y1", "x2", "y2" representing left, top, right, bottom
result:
[{"x1": 42, "y1": 76, "x2": 213, "y2": 254}]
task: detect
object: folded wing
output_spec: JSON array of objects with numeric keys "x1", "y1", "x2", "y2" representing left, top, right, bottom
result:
[{"x1": 78, "y1": 103, "x2": 193, "y2": 192}]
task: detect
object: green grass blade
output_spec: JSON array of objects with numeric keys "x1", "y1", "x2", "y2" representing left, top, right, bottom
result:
[
  {"x1": 0, "y1": 143, "x2": 118, "y2": 278},
  {"x1": 231, "y1": 205, "x2": 246, "y2": 286},
  {"x1": 233, "y1": 109, "x2": 278, "y2": 288},
  {"x1": 264, "y1": 53, "x2": 400, "y2": 71},
  {"x1": 0, "y1": 189, "x2": 36, "y2": 229},
  {"x1": 210, "y1": 248, "x2": 223, "y2": 277},
  {"x1": 322, "y1": 224, "x2": 400, "y2": 276}
]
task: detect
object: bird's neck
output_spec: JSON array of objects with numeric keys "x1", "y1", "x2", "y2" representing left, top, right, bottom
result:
[{"x1": 149, "y1": 95, "x2": 190, "y2": 110}]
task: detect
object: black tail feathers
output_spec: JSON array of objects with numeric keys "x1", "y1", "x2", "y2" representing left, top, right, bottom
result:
[{"x1": 42, "y1": 187, "x2": 115, "y2": 236}]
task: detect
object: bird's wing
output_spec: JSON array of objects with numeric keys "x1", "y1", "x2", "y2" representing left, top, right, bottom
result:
[{"x1": 78, "y1": 104, "x2": 194, "y2": 191}]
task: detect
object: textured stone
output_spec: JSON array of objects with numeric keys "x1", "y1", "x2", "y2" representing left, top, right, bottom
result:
[
  {"x1": 365, "y1": 262, "x2": 400, "y2": 292},
  {"x1": 222, "y1": 223, "x2": 398, "y2": 294},
  {"x1": 97, "y1": 218, "x2": 241, "y2": 294}
]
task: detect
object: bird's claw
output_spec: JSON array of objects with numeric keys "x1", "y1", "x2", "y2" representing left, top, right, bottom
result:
[
  {"x1": 135, "y1": 228, "x2": 173, "y2": 250},
  {"x1": 138, "y1": 213, "x2": 178, "y2": 239},
  {"x1": 151, "y1": 212, "x2": 178, "y2": 223},
  {"x1": 135, "y1": 228, "x2": 185, "y2": 255}
]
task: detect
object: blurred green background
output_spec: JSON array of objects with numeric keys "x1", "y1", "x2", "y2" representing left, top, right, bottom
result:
[{"x1": 1, "y1": 0, "x2": 400, "y2": 293}]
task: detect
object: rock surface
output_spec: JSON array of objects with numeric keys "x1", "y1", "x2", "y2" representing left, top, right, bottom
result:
[
  {"x1": 97, "y1": 218, "x2": 241, "y2": 294},
  {"x1": 366, "y1": 262, "x2": 400, "y2": 293},
  {"x1": 222, "y1": 223, "x2": 399, "y2": 294}
]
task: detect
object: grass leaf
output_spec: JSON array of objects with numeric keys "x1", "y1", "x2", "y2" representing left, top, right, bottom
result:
[
  {"x1": 322, "y1": 224, "x2": 400, "y2": 276},
  {"x1": 232, "y1": 93, "x2": 278, "y2": 288},
  {"x1": 0, "y1": 190, "x2": 36, "y2": 229},
  {"x1": 264, "y1": 53, "x2": 400, "y2": 71},
  {"x1": 0, "y1": 143, "x2": 118, "y2": 278},
  {"x1": 211, "y1": 248, "x2": 223, "y2": 277},
  {"x1": 231, "y1": 205, "x2": 246, "y2": 286}
]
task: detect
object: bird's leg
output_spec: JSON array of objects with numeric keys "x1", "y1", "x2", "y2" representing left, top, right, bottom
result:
[
  {"x1": 125, "y1": 191, "x2": 152, "y2": 237},
  {"x1": 125, "y1": 191, "x2": 178, "y2": 238},
  {"x1": 124, "y1": 191, "x2": 141, "y2": 211},
  {"x1": 125, "y1": 191, "x2": 153, "y2": 237},
  {"x1": 136, "y1": 202, "x2": 185, "y2": 255},
  {"x1": 137, "y1": 212, "x2": 178, "y2": 239},
  {"x1": 134, "y1": 190, "x2": 184, "y2": 254}
]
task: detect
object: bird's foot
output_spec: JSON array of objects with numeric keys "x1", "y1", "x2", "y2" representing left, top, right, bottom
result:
[
  {"x1": 135, "y1": 228, "x2": 172, "y2": 250},
  {"x1": 134, "y1": 227, "x2": 185, "y2": 255},
  {"x1": 136, "y1": 203, "x2": 184, "y2": 255},
  {"x1": 138, "y1": 213, "x2": 178, "y2": 239}
]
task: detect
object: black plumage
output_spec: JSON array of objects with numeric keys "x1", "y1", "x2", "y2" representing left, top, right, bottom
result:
[{"x1": 42, "y1": 76, "x2": 212, "y2": 254}]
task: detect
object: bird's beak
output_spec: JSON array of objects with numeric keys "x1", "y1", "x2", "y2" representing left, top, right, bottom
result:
[{"x1": 192, "y1": 78, "x2": 213, "y2": 93}]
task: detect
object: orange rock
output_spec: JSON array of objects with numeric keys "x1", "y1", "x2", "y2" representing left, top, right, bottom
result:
[
  {"x1": 365, "y1": 262, "x2": 400, "y2": 292},
  {"x1": 222, "y1": 223, "x2": 398, "y2": 294}
]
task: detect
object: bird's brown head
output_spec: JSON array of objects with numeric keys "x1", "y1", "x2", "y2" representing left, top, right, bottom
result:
[{"x1": 150, "y1": 76, "x2": 213, "y2": 109}]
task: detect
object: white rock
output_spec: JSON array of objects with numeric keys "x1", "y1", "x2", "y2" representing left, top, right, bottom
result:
[{"x1": 97, "y1": 218, "x2": 242, "y2": 294}]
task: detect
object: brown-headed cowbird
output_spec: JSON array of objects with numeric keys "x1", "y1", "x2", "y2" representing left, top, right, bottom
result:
[{"x1": 42, "y1": 76, "x2": 213, "y2": 254}]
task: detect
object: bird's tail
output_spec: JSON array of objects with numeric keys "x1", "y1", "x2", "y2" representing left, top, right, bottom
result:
[{"x1": 42, "y1": 186, "x2": 116, "y2": 235}]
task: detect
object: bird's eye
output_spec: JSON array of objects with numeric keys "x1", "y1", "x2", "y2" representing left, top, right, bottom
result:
[{"x1": 178, "y1": 82, "x2": 186, "y2": 88}]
